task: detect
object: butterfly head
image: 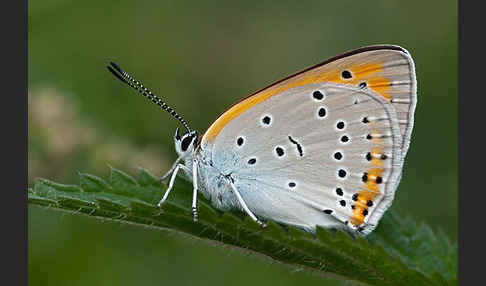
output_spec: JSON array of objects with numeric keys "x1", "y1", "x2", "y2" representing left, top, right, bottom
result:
[{"x1": 174, "y1": 127, "x2": 199, "y2": 157}]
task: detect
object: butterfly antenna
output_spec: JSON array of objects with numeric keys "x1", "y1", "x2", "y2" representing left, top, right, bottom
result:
[{"x1": 107, "y1": 61, "x2": 192, "y2": 133}]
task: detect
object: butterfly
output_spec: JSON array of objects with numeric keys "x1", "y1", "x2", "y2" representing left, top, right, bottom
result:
[{"x1": 107, "y1": 45, "x2": 416, "y2": 236}]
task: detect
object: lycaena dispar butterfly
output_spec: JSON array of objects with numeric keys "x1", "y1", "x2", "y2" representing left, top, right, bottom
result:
[{"x1": 107, "y1": 45, "x2": 416, "y2": 235}]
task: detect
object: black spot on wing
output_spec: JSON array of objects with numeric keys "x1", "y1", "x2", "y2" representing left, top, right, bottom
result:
[{"x1": 288, "y1": 136, "x2": 303, "y2": 157}]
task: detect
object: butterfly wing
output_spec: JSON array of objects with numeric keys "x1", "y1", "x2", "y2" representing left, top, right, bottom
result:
[
  {"x1": 202, "y1": 82, "x2": 402, "y2": 234},
  {"x1": 202, "y1": 45, "x2": 416, "y2": 158},
  {"x1": 200, "y1": 46, "x2": 416, "y2": 234}
]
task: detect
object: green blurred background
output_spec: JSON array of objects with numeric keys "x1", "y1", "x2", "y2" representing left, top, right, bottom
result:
[{"x1": 28, "y1": 0, "x2": 457, "y2": 285}]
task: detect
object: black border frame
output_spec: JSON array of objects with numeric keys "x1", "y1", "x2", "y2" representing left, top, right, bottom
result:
[
  {"x1": 21, "y1": 1, "x2": 464, "y2": 285},
  {"x1": 459, "y1": 1, "x2": 480, "y2": 284},
  {"x1": 3, "y1": 0, "x2": 28, "y2": 284}
]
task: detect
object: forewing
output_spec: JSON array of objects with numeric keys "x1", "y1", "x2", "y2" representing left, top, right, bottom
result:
[{"x1": 202, "y1": 45, "x2": 416, "y2": 158}]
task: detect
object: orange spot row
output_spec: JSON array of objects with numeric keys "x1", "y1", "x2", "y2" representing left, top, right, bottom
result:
[
  {"x1": 370, "y1": 147, "x2": 384, "y2": 167},
  {"x1": 350, "y1": 168, "x2": 385, "y2": 227}
]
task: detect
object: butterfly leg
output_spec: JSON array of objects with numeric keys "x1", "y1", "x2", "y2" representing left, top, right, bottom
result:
[
  {"x1": 157, "y1": 163, "x2": 191, "y2": 207},
  {"x1": 191, "y1": 159, "x2": 199, "y2": 222},
  {"x1": 159, "y1": 155, "x2": 183, "y2": 181},
  {"x1": 228, "y1": 180, "x2": 267, "y2": 229}
]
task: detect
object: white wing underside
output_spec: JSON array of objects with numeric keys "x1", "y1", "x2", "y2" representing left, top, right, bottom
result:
[{"x1": 208, "y1": 83, "x2": 404, "y2": 234}]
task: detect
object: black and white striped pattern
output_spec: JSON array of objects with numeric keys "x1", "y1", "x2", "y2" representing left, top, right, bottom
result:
[{"x1": 107, "y1": 61, "x2": 192, "y2": 133}]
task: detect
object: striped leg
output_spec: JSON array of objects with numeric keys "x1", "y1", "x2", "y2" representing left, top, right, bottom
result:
[{"x1": 191, "y1": 159, "x2": 199, "y2": 222}]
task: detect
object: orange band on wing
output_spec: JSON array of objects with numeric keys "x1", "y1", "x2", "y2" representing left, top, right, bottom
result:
[
  {"x1": 350, "y1": 167, "x2": 385, "y2": 227},
  {"x1": 319, "y1": 62, "x2": 391, "y2": 100},
  {"x1": 203, "y1": 61, "x2": 388, "y2": 142},
  {"x1": 370, "y1": 147, "x2": 384, "y2": 167}
]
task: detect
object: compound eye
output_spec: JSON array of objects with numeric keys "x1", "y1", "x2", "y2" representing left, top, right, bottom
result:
[{"x1": 181, "y1": 135, "x2": 193, "y2": 151}]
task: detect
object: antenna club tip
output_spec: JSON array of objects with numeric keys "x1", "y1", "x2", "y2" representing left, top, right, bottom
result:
[{"x1": 109, "y1": 61, "x2": 126, "y2": 75}]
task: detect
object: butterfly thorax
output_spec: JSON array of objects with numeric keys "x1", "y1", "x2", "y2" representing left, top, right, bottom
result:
[
  {"x1": 189, "y1": 146, "x2": 241, "y2": 212},
  {"x1": 174, "y1": 131, "x2": 241, "y2": 213}
]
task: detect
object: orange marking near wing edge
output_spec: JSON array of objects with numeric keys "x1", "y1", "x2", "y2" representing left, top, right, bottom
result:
[
  {"x1": 203, "y1": 60, "x2": 390, "y2": 142},
  {"x1": 371, "y1": 147, "x2": 384, "y2": 167},
  {"x1": 324, "y1": 62, "x2": 391, "y2": 100},
  {"x1": 350, "y1": 168, "x2": 384, "y2": 227}
]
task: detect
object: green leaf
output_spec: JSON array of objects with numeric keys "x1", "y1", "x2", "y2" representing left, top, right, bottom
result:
[
  {"x1": 28, "y1": 167, "x2": 457, "y2": 286},
  {"x1": 79, "y1": 172, "x2": 109, "y2": 193}
]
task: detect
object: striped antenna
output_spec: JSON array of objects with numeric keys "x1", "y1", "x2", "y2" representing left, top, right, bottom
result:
[{"x1": 107, "y1": 61, "x2": 192, "y2": 133}]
